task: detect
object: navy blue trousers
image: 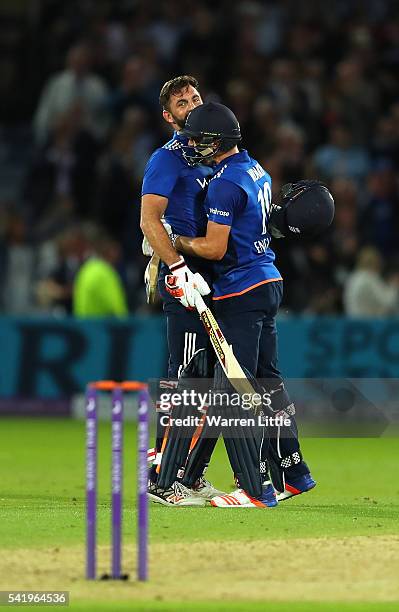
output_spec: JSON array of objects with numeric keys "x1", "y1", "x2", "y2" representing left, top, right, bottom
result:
[{"x1": 214, "y1": 281, "x2": 283, "y2": 379}]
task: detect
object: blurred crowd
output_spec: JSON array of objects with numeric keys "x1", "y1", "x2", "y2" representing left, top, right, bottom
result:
[{"x1": 0, "y1": 0, "x2": 398, "y2": 316}]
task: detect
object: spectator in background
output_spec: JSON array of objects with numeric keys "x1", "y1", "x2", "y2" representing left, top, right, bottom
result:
[
  {"x1": 175, "y1": 5, "x2": 224, "y2": 85},
  {"x1": 1, "y1": 209, "x2": 35, "y2": 314},
  {"x1": 266, "y1": 59, "x2": 307, "y2": 124},
  {"x1": 73, "y1": 227, "x2": 128, "y2": 318},
  {"x1": 298, "y1": 59, "x2": 325, "y2": 146},
  {"x1": 105, "y1": 55, "x2": 162, "y2": 122},
  {"x1": 251, "y1": 1, "x2": 284, "y2": 57},
  {"x1": 95, "y1": 105, "x2": 153, "y2": 256},
  {"x1": 312, "y1": 123, "x2": 370, "y2": 184},
  {"x1": 329, "y1": 177, "x2": 360, "y2": 281},
  {"x1": 26, "y1": 105, "x2": 100, "y2": 225},
  {"x1": 225, "y1": 78, "x2": 256, "y2": 133},
  {"x1": 344, "y1": 246, "x2": 399, "y2": 317},
  {"x1": 304, "y1": 243, "x2": 340, "y2": 314},
  {"x1": 114, "y1": 106, "x2": 156, "y2": 182},
  {"x1": 33, "y1": 42, "x2": 109, "y2": 145},
  {"x1": 247, "y1": 96, "x2": 280, "y2": 160},
  {"x1": 372, "y1": 111, "x2": 399, "y2": 164},
  {"x1": 147, "y1": 3, "x2": 184, "y2": 64},
  {"x1": 266, "y1": 122, "x2": 306, "y2": 185},
  {"x1": 360, "y1": 160, "x2": 399, "y2": 257},
  {"x1": 35, "y1": 225, "x2": 89, "y2": 315},
  {"x1": 327, "y1": 57, "x2": 379, "y2": 145}
]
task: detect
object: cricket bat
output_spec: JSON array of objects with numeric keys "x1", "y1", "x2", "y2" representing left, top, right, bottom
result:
[
  {"x1": 194, "y1": 292, "x2": 257, "y2": 397},
  {"x1": 144, "y1": 253, "x2": 160, "y2": 304}
]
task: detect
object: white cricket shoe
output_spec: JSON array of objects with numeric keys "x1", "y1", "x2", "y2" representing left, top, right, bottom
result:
[
  {"x1": 190, "y1": 477, "x2": 226, "y2": 501},
  {"x1": 211, "y1": 484, "x2": 278, "y2": 508},
  {"x1": 148, "y1": 480, "x2": 205, "y2": 507}
]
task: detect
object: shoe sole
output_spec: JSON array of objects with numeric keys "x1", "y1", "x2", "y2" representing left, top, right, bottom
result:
[
  {"x1": 210, "y1": 503, "x2": 277, "y2": 508},
  {"x1": 276, "y1": 482, "x2": 316, "y2": 502},
  {"x1": 210, "y1": 500, "x2": 277, "y2": 508},
  {"x1": 211, "y1": 502, "x2": 255, "y2": 508},
  {"x1": 148, "y1": 493, "x2": 205, "y2": 507}
]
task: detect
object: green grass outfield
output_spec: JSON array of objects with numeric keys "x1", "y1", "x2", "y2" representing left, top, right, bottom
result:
[{"x1": 0, "y1": 419, "x2": 398, "y2": 610}]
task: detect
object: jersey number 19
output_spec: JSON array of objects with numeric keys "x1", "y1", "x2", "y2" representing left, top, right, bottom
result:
[{"x1": 257, "y1": 182, "x2": 271, "y2": 235}]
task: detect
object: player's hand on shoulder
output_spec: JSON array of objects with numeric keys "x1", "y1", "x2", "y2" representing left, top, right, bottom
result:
[
  {"x1": 161, "y1": 218, "x2": 181, "y2": 249},
  {"x1": 161, "y1": 218, "x2": 173, "y2": 236},
  {"x1": 165, "y1": 257, "x2": 210, "y2": 308}
]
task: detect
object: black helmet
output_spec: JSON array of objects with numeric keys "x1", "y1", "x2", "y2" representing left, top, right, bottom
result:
[
  {"x1": 269, "y1": 180, "x2": 335, "y2": 238},
  {"x1": 182, "y1": 102, "x2": 241, "y2": 165}
]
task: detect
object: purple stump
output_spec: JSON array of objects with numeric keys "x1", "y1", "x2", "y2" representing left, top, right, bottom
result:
[
  {"x1": 86, "y1": 387, "x2": 98, "y2": 580},
  {"x1": 111, "y1": 386, "x2": 124, "y2": 578},
  {"x1": 137, "y1": 389, "x2": 149, "y2": 581}
]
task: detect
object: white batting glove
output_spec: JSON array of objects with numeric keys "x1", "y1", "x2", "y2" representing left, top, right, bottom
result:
[
  {"x1": 191, "y1": 272, "x2": 211, "y2": 296},
  {"x1": 142, "y1": 235, "x2": 153, "y2": 257},
  {"x1": 165, "y1": 257, "x2": 210, "y2": 308}
]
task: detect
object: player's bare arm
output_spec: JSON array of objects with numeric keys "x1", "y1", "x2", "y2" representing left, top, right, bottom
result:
[
  {"x1": 140, "y1": 194, "x2": 181, "y2": 267},
  {"x1": 175, "y1": 221, "x2": 230, "y2": 261}
]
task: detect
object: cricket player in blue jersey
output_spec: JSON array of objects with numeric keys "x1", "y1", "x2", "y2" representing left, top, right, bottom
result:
[
  {"x1": 140, "y1": 76, "x2": 225, "y2": 506},
  {"x1": 168, "y1": 102, "x2": 319, "y2": 507}
]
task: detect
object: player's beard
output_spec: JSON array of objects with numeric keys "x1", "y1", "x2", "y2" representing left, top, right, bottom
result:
[{"x1": 171, "y1": 112, "x2": 187, "y2": 131}]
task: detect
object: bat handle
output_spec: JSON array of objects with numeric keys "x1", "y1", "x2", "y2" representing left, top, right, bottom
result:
[{"x1": 194, "y1": 290, "x2": 207, "y2": 315}]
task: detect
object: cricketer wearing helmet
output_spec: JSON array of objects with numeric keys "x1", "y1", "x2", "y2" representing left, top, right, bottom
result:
[
  {"x1": 163, "y1": 102, "x2": 332, "y2": 507},
  {"x1": 140, "y1": 77, "x2": 225, "y2": 506}
]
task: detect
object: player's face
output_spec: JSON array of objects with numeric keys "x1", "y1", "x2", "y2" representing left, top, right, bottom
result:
[{"x1": 163, "y1": 85, "x2": 202, "y2": 130}]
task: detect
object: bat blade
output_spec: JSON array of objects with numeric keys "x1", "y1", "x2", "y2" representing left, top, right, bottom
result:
[
  {"x1": 145, "y1": 253, "x2": 160, "y2": 304},
  {"x1": 195, "y1": 294, "x2": 256, "y2": 397}
]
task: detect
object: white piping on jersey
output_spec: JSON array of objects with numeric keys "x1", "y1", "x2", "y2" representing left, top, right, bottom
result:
[
  {"x1": 163, "y1": 140, "x2": 183, "y2": 151},
  {"x1": 209, "y1": 164, "x2": 228, "y2": 182}
]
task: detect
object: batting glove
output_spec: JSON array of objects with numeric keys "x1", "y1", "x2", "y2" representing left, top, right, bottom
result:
[
  {"x1": 165, "y1": 257, "x2": 210, "y2": 308},
  {"x1": 142, "y1": 235, "x2": 154, "y2": 256}
]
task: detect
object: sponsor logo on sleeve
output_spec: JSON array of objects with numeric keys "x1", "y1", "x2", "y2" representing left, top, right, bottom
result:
[{"x1": 209, "y1": 208, "x2": 230, "y2": 217}]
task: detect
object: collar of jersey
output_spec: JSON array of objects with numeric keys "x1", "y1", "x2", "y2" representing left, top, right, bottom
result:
[
  {"x1": 173, "y1": 131, "x2": 187, "y2": 142},
  {"x1": 213, "y1": 149, "x2": 249, "y2": 172}
]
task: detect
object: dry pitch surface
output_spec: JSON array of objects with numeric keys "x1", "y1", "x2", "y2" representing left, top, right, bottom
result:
[{"x1": 1, "y1": 536, "x2": 398, "y2": 605}]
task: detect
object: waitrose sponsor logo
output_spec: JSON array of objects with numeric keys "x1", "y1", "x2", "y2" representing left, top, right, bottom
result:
[{"x1": 209, "y1": 208, "x2": 230, "y2": 217}]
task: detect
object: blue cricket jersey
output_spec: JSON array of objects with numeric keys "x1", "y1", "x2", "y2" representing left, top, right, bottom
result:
[
  {"x1": 142, "y1": 132, "x2": 213, "y2": 237},
  {"x1": 206, "y1": 150, "x2": 282, "y2": 299}
]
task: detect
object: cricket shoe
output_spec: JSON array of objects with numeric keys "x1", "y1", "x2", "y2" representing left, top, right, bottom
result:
[
  {"x1": 189, "y1": 477, "x2": 227, "y2": 502},
  {"x1": 148, "y1": 480, "x2": 205, "y2": 507},
  {"x1": 211, "y1": 483, "x2": 278, "y2": 508},
  {"x1": 276, "y1": 473, "x2": 316, "y2": 501}
]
